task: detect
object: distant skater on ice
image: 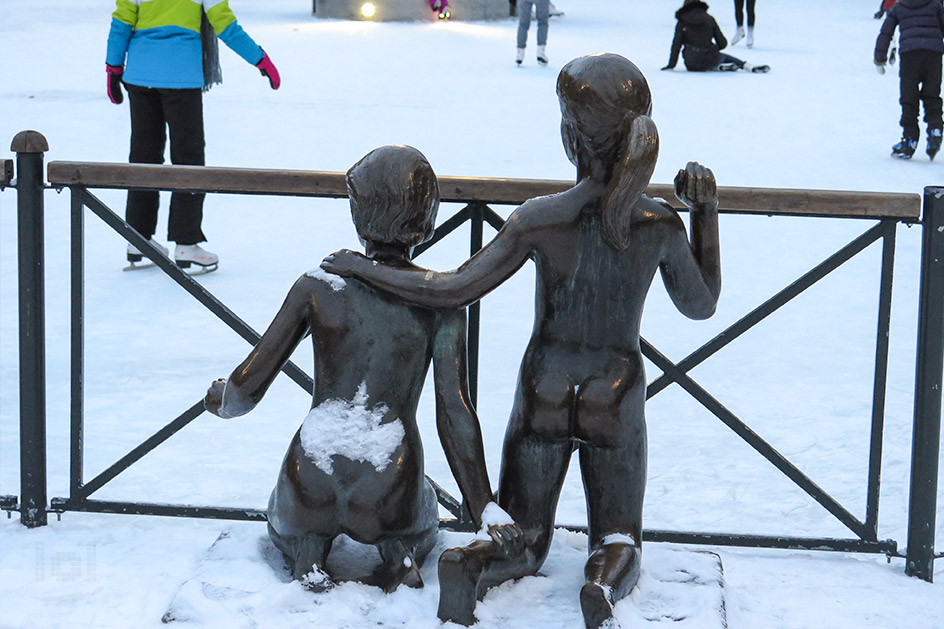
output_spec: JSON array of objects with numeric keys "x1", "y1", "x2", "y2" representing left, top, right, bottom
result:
[
  {"x1": 874, "y1": 0, "x2": 944, "y2": 159},
  {"x1": 662, "y1": 0, "x2": 769, "y2": 73}
]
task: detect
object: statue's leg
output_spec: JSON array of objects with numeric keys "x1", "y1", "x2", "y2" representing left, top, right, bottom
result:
[
  {"x1": 370, "y1": 537, "x2": 425, "y2": 592},
  {"x1": 370, "y1": 481, "x2": 439, "y2": 593},
  {"x1": 438, "y1": 433, "x2": 573, "y2": 625},
  {"x1": 437, "y1": 540, "x2": 501, "y2": 625},
  {"x1": 577, "y1": 438, "x2": 646, "y2": 629},
  {"x1": 268, "y1": 520, "x2": 334, "y2": 588}
]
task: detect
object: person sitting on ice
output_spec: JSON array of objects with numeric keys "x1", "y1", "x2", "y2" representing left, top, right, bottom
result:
[
  {"x1": 204, "y1": 145, "x2": 521, "y2": 593},
  {"x1": 662, "y1": 0, "x2": 769, "y2": 73}
]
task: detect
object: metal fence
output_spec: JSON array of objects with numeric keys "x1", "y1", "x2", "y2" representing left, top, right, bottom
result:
[{"x1": 2, "y1": 130, "x2": 941, "y2": 582}]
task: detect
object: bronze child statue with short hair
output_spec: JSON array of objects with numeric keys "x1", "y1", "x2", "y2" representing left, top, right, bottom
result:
[{"x1": 206, "y1": 145, "x2": 521, "y2": 593}]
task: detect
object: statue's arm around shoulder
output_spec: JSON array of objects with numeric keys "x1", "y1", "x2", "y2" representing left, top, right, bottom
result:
[
  {"x1": 321, "y1": 209, "x2": 535, "y2": 310},
  {"x1": 205, "y1": 275, "x2": 315, "y2": 419},
  {"x1": 658, "y1": 162, "x2": 722, "y2": 320}
]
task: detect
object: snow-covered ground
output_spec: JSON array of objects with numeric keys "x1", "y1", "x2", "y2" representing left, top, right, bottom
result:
[{"x1": 1, "y1": 1, "x2": 942, "y2": 627}]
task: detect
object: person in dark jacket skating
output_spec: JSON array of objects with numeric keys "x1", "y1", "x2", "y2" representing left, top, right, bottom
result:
[
  {"x1": 875, "y1": 0, "x2": 944, "y2": 159},
  {"x1": 662, "y1": 0, "x2": 769, "y2": 73}
]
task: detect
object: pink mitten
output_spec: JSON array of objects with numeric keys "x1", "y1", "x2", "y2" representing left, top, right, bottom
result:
[
  {"x1": 106, "y1": 64, "x2": 124, "y2": 104},
  {"x1": 256, "y1": 52, "x2": 281, "y2": 90}
]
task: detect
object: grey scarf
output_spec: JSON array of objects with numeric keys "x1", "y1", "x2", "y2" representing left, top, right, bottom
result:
[{"x1": 201, "y1": 11, "x2": 223, "y2": 91}]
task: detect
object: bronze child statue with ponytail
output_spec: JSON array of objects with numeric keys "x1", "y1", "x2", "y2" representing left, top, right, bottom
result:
[{"x1": 323, "y1": 53, "x2": 722, "y2": 629}]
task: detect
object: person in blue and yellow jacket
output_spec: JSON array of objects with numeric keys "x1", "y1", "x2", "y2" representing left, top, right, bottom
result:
[{"x1": 106, "y1": 0, "x2": 280, "y2": 272}]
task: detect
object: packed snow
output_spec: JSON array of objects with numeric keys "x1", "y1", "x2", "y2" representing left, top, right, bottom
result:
[
  {"x1": 306, "y1": 266, "x2": 347, "y2": 291},
  {"x1": 299, "y1": 382, "x2": 403, "y2": 474},
  {"x1": 1, "y1": 1, "x2": 942, "y2": 628}
]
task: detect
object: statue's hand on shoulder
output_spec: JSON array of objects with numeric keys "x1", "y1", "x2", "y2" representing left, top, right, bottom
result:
[
  {"x1": 204, "y1": 378, "x2": 227, "y2": 418},
  {"x1": 674, "y1": 161, "x2": 719, "y2": 214},
  {"x1": 321, "y1": 249, "x2": 370, "y2": 278}
]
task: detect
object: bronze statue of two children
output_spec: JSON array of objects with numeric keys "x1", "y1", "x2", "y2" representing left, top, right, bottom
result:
[{"x1": 205, "y1": 53, "x2": 721, "y2": 629}]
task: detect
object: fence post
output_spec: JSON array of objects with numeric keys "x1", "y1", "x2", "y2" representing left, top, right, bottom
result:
[
  {"x1": 905, "y1": 187, "x2": 944, "y2": 581},
  {"x1": 467, "y1": 204, "x2": 484, "y2": 408},
  {"x1": 12, "y1": 130, "x2": 49, "y2": 528}
]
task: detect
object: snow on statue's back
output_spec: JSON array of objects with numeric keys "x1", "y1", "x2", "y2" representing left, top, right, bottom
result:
[
  {"x1": 299, "y1": 382, "x2": 404, "y2": 475},
  {"x1": 203, "y1": 144, "x2": 522, "y2": 594}
]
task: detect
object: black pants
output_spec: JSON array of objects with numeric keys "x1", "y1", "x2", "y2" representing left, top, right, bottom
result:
[
  {"x1": 899, "y1": 50, "x2": 943, "y2": 140},
  {"x1": 125, "y1": 84, "x2": 206, "y2": 245},
  {"x1": 734, "y1": 0, "x2": 755, "y2": 27}
]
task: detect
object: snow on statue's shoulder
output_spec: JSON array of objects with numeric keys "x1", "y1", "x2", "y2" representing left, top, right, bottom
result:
[
  {"x1": 299, "y1": 382, "x2": 404, "y2": 475},
  {"x1": 306, "y1": 267, "x2": 346, "y2": 291}
]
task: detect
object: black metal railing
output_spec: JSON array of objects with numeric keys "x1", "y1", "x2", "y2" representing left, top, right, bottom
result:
[{"x1": 3, "y1": 131, "x2": 940, "y2": 582}]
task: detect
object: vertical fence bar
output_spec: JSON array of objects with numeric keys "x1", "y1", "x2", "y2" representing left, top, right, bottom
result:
[
  {"x1": 905, "y1": 187, "x2": 944, "y2": 582},
  {"x1": 12, "y1": 131, "x2": 49, "y2": 527},
  {"x1": 70, "y1": 188, "x2": 85, "y2": 496},
  {"x1": 865, "y1": 220, "x2": 897, "y2": 537},
  {"x1": 467, "y1": 204, "x2": 484, "y2": 407}
]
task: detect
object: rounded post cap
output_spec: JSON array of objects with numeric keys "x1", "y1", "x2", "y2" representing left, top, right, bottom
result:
[{"x1": 11, "y1": 131, "x2": 49, "y2": 154}]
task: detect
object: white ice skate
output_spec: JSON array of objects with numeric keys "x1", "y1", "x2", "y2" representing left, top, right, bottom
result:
[
  {"x1": 731, "y1": 26, "x2": 745, "y2": 45},
  {"x1": 516, "y1": 47, "x2": 525, "y2": 65},
  {"x1": 746, "y1": 26, "x2": 754, "y2": 48},
  {"x1": 537, "y1": 45, "x2": 548, "y2": 65},
  {"x1": 174, "y1": 243, "x2": 219, "y2": 274},
  {"x1": 124, "y1": 238, "x2": 169, "y2": 271}
]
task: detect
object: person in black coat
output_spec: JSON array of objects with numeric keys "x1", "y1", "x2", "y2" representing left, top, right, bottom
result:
[
  {"x1": 875, "y1": 0, "x2": 944, "y2": 159},
  {"x1": 662, "y1": 0, "x2": 769, "y2": 73}
]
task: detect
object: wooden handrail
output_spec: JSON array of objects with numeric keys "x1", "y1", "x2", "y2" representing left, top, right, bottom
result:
[{"x1": 46, "y1": 161, "x2": 922, "y2": 221}]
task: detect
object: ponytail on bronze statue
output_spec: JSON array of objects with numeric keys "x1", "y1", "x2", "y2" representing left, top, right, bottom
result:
[{"x1": 600, "y1": 115, "x2": 659, "y2": 251}]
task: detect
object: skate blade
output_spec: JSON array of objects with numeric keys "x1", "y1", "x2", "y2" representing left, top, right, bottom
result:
[
  {"x1": 123, "y1": 261, "x2": 157, "y2": 272},
  {"x1": 179, "y1": 262, "x2": 219, "y2": 276}
]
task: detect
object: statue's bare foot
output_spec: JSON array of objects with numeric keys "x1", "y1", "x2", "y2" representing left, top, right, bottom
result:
[
  {"x1": 300, "y1": 566, "x2": 334, "y2": 593},
  {"x1": 437, "y1": 546, "x2": 485, "y2": 626},
  {"x1": 290, "y1": 534, "x2": 331, "y2": 583},
  {"x1": 580, "y1": 539, "x2": 640, "y2": 628},
  {"x1": 368, "y1": 541, "x2": 425, "y2": 593},
  {"x1": 580, "y1": 581, "x2": 620, "y2": 629}
]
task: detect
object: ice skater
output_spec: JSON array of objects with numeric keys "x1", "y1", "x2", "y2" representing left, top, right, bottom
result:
[
  {"x1": 874, "y1": 0, "x2": 944, "y2": 159},
  {"x1": 662, "y1": 0, "x2": 769, "y2": 73},
  {"x1": 516, "y1": 0, "x2": 550, "y2": 66},
  {"x1": 731, "y1": 0, "x2": 757, "y2": 47},
  {"x1": 323, "y1": 54, "x2": 722, "y2": 629},
  {"x1": 106, "y1": 0, "x2": 281, "y2": 273}
]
